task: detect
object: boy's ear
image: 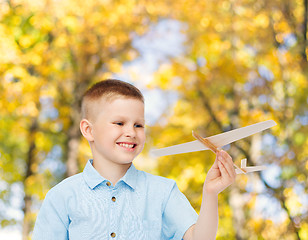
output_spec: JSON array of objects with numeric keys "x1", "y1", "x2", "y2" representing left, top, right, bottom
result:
[{"x1": 80, "y1": 119, "x2": 94, "y2": 142}]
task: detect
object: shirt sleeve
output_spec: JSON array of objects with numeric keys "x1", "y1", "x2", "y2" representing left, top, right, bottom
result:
[
  {"x1": 162, "y1": 182, "x2": 198, "y2": 240},
  {"x1": 32, "y1": 188, "x2": 69, "y2": 240}
]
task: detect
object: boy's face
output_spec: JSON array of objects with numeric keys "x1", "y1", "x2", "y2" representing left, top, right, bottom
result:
[{"x1": 89, "y1": 97, "x2": 145, "y2": 167}]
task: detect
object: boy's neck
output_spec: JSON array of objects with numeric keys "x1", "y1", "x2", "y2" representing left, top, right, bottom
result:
[{"x1": 92, "y1": 159, "x2": 132, "y2": 186}]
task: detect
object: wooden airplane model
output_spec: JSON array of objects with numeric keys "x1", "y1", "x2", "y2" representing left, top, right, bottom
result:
[{"x1": 150, "y1": 120, "x2": 277, "y2": 174}]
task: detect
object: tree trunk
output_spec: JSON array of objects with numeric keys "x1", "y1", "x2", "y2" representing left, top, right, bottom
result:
[
  {"x1": 22, "y1": 117, "x2": 38, "y2": 240},
  {"x1": 65, "y1": 80, "x2": 91, "y2": 177}
]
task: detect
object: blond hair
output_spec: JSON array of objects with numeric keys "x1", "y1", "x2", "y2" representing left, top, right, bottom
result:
[{"x1": 81, "y1": 79, "x2": 144, "y2": 120}]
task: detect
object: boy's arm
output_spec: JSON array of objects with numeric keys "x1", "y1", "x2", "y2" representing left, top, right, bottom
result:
[
  {"x1": 32, "y1": 190, "x2": 69, "y2": 240},
  {"x1": 183, "y1": 150, "x2": 236, "y2": 240}
]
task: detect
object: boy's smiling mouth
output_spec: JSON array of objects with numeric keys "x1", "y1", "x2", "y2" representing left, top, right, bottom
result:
[{"x1": 117, "y1": 142, "x2": 137, "y2": 150}]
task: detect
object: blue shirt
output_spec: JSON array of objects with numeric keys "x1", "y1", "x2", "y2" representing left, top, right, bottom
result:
[{"x1": 33, "y1": 160, "x2": 198, "y2": 240}]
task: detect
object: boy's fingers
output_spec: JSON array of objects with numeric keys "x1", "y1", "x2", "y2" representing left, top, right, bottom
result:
[
  {"x1": 213, "y1": 159, "x2": 219, "y2": 170},
  {"x1": 217, "y1": 159, "x2": 232, "y2": 180},
  {"x1": 218, "y1": 151, "x2": 236, "y2": 179},
  {"x1": 220, "y1": 150, "x2": 232, "y2": 162}
]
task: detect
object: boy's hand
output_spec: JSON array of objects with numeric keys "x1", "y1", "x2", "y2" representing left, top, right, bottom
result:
[{"x1": 203, "y1": 150, "x2": 236, "y2": 195}]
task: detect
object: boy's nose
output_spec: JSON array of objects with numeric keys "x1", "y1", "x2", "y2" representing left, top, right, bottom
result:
[{"x1": 124, "y1": 126, "x2": 136, "y2": 137}]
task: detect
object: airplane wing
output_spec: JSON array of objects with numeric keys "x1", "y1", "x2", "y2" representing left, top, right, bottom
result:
[{"x1": 150, "y1": 120, "x2": 276, "y2": 157}]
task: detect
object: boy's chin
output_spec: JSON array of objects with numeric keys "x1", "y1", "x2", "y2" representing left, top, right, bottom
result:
[
  {"x1": 119, "y1": 160, "x2": 133, "y2": 165},
  {"x1": 114, "y1": 158, "x2": 135, "y2": 166}
]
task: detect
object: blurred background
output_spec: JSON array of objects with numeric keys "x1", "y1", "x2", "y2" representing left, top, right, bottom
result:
[{"x1": 0, "y1": 0, "x2": 307, "y2": 239}]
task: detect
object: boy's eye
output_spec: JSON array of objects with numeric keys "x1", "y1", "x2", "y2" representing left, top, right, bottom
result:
[
  {"x1": 134, "y1": 124, "x2": 144, "y2": 128},
  {"x1": 114, "y1": 122, "x2": 124, "y2": 126}
]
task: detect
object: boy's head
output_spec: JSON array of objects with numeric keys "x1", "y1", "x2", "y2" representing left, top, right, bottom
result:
[
  {"x1": 80, "y1": 79, "x2": 146, "y2": 168},
  {"x1": 81, "y1": 79, "x2": 144, "y2": 121}
]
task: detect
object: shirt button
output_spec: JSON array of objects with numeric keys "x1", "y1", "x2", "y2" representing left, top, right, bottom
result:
[
  {"x1": 112, "y1": 196, "x2": 116, "y2": 202},
  {"x1": 110, "y1": 232, "x2": 116, "y2": 238},
  {"x1": 106, "y1": 181, "x2": 111, "y2": 187}
]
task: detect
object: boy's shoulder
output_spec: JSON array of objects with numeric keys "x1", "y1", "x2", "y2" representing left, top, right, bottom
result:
[
  {"x1": 47, "y1": 172, "x2": 83, "y2": 197},
  {"x1": 134, "y1": 169, "x2": 183, "y2": 208}
]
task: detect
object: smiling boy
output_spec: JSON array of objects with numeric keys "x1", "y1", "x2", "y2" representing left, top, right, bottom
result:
[{"x1": 33, "y1": 79, "x2": 236, "y2": 240}]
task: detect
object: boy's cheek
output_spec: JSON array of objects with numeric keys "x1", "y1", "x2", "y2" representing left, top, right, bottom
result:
[
  {"x1": 138, "y1": 141, "x2": 146, "y2": 152},
  {"x1": 138, "y1": 140, "x2": 145, "y2": 149}
]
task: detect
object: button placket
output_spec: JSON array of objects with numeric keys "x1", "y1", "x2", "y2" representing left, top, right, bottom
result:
[{"x1": 109, "y1": 188, "x2": 118, "y2": 239}]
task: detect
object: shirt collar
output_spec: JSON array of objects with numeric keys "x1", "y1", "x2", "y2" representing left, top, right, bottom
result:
[
  {"x1": 119, "y1": 164, "x2": 137, "y2": 190},
  {"x1": 83, "y1": 159, "x2": 137, "y2": 190}
]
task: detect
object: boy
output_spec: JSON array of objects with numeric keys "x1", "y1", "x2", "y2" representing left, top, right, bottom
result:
[{"x1": 33, "y1": 79, "x2": 236, "y2": 240}]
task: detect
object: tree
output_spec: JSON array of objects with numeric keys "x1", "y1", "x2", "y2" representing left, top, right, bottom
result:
[
  {"x1": 148, "y1": 0, "x2": 308, "y2": 239},
  {"x1": 1, "y1": 0, "x2": 307, "y2": 239}
]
